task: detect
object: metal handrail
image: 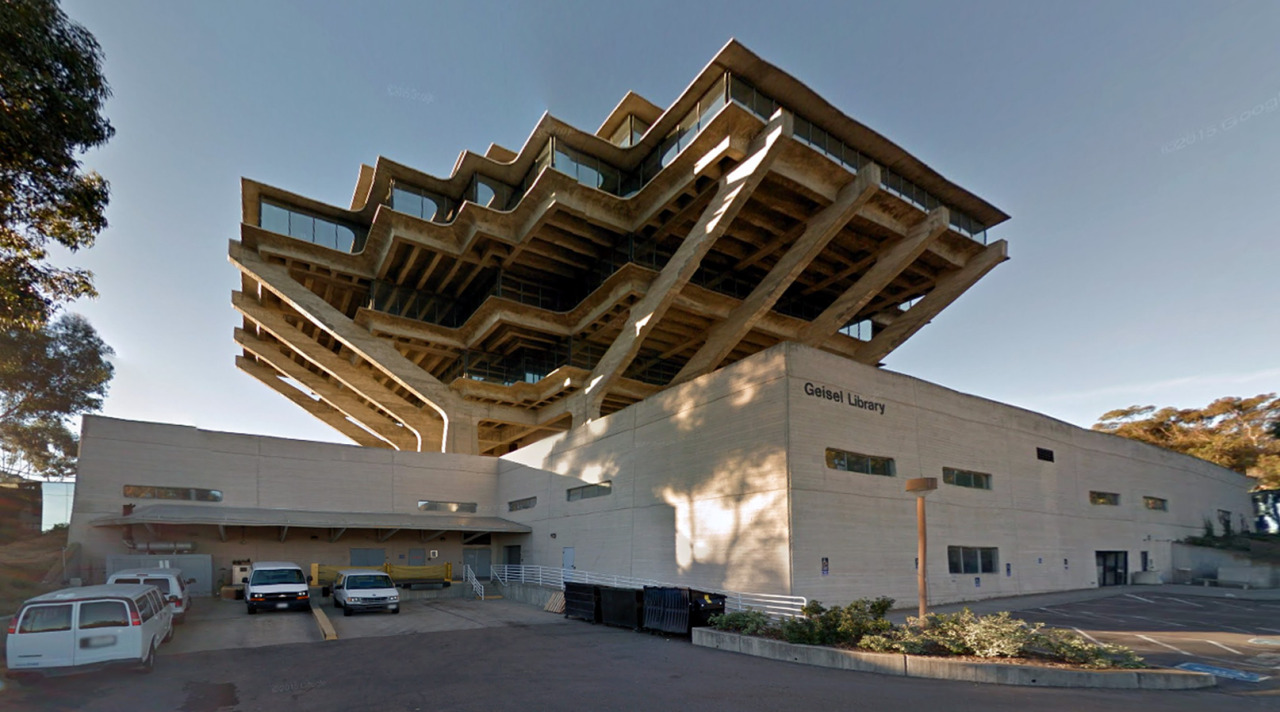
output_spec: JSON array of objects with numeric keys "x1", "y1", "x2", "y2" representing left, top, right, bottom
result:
[
  {"x1": 489, "y1": 565, "x2": 807, "y2": 619},
  {"x1": 463, "y1": 564, "x2": 485, "y2": 600}
]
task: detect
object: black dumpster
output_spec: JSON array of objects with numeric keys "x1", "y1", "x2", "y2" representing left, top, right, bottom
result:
[
  {"x1": 643, "y1": 586, "x2": 727, "y2": 634},
  {"x1": 688, "y1": 589, "x2": 727, "y2": 628},
  {"x1": 598, "y1": 586, "x2": 645, "y2": 630},
  {"x1": 642, "y1": 586, "x2": 690, "y2": 634},
  {"x1": 563, "y1": 581, "x2": 601, "y2": 623}
]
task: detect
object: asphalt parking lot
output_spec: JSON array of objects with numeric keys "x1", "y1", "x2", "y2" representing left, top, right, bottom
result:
[
  {"x1": 1009, "y1": 590, "x2": 1280, "y2": 693},
  {"x1": 4, "y1": 585, "x2": 1279, "y2": 710}
]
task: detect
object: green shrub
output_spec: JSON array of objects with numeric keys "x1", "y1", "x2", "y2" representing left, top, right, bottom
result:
[
  {"x1": 709, "y1": 610, "x2": 775, "y2": 636},
  {"x1": 1031, "y1": 628, "x2": 1145, "y2": 669},
  {"x1": 779, "y1": 597, "x2": 895, "y2": 647}
]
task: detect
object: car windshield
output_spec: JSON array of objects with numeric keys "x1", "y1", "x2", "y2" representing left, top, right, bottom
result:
[
  {"x1": 251, "y1": 569, "x2": 306, "y2": 585},
  {"x1": 346, "y1": 575, "x2": 393, "y2": 590}
]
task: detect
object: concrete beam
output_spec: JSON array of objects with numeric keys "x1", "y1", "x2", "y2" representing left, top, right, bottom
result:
[
  {"x1": 230, "y1": 243, "x2": 466, "y2": 451},
  {"x1": 569, "y1": 112, "x2": 790, "y2": 422},
  {"x1": 235, "y1": 345, "x2": 416, "y2": 451},
  {"x1": 858, "y1": 239, "x2": 1009, "y2": 363},
  {"x1": 799, "y1": 207, "x2": 950, "y2": 344},
  {"x1": 233, "y1": 292, "x2": 443, "y2": 450},
  {"x1": 235, "y1": 356, "x2": 393, "y2": 449},
  {"x1": 672, "y1": 164, "x2": 881, "y2": 385},
  {"x1": 329, "y1": 528, "x2": 347, "y2": 543}
]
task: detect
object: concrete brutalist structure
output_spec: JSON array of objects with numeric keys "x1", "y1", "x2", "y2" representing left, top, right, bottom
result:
[
  {"x1": 229, "y1": 39, "x2": 1007, "y2": 456},
  {"x1": 66, "y1": 41, "x2": 1253, "y2": 604}
]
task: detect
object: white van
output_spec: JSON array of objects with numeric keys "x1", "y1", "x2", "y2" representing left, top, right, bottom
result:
[
  {"x1": 329, "y1": 569, "x2": 400, "y2": 616},
  {"x1": 242, "y1": 561, "x2": 311, "y2": 614},
  {"x1": 106, "y1": 568, "x2": 193, "y2": 623},
  {"x1": 5, "y1": 584, "x2": 173, "y2": 683}
]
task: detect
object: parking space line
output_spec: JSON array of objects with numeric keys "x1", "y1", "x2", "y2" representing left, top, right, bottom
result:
[
  {"x1": 1258, "y1": 627, "x2": 1280, "y2": 634},
  {"x1": 1214, "y1": 601, "x2": 1257, "y2": 611},
  {"x1": 1219, "y1": 625, "x2": 1255, "y2": 634},
  {"x1": 1203, "y1": 640, "x2": 1243, "y2": 655},
  {"x1": 1159, "y1": 597, "x2": 1204, "y2": 608},
  {"x1": 1127, "y1": 615, "x2": 1185, "y2": 627},
  {"x1": 1071, "y1": 627, "x2": 1103, "y2": 645},
  {"x1": 1135, "y1": 634, "x2": 1190, "y2": 655},
  {"x1": 1124, "y1": 594, "x2": 1155, "y2": 604},
  {"x1": 1036, "y1": 607, "x2": 1077, "y2": 618}
]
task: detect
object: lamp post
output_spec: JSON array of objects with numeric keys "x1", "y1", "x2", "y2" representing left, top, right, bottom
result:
[{"x1": 905, "y1": 477, "x2": 938, "y2": 619}]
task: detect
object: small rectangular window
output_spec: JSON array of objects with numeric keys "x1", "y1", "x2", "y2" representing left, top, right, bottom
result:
[
  {"x1": 123, "y1": 485, "x2": 223, "y2": 502},
  {"x1": 18, "y1": 604, "x2": 73, "y2": 633},
  {"x1": 566, "y1": 481, "x2": 612, "y2": 502},
  {"x1": 418, "y1": 500, "x2": 478, "y2": 513},
  {"x1": 941, "y1": 467, "x2": 992, "y2": 490},
  {"x1": 508, "y1": 496, "x2": 537, "y2": 512},
  {"x1": 1036, "y1": 447, "x2": 1055, "y2": 462},
  {"x1": 825, "y1": 448, "x2": 895, "y2": 477},
  {"x1": 947, "y1": 546, "x2": 998, "y2": 574},
  {"x1": 1089, "y1": 491, "x2": 1120, "y2": 506},
  {"x1": 1143, "y1": 496, "x2": 1168, "y2": 511}
]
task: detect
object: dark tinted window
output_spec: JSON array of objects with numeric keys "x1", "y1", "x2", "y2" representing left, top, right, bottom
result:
[
  {"x1": 18, "y1": 604, "x2": 72, "y2": 633},
  {"x1": 142, "y1": 578, "x2": 172, "y2": 594},
  {"x1": 251, "y1": 569, "x2": 306, "y2": 585},
  {"x1": 79, "y1": 601, "x2": 130, "y2": 629}
]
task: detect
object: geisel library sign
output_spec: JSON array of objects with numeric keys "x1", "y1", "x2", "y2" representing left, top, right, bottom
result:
[{"x1": 801, "y1": 381, "x2": 886, "y2": 415}]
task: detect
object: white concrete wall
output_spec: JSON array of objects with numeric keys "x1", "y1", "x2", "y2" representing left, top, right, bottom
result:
[
  {"x1": 783, "y1": 343, "x2": 1254, "y2": 606},
  {"x1": 70, "y1": 417, "x2": 501, "y2": 586},
  {"x1": 500, "y1": 347, "x2": 793, "y2": 593}
]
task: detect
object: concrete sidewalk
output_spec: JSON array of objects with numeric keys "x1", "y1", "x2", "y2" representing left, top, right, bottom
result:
[{"x1": 890, "y1": 583, "x2": 1280, "y2": 623}]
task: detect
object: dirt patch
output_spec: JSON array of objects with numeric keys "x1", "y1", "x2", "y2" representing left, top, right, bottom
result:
[{"x1": 0, "y1": 528, "x2": 68, "y2": 616}]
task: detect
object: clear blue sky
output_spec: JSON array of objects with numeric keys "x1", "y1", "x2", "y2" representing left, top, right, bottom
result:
[{"x1": 59, "y1": 0, "x2": 1280, "y2": 446}]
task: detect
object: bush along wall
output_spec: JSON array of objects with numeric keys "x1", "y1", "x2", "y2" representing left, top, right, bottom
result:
[{"x1": 709, "y1": 599, "x2": 1145, "y2": 670}]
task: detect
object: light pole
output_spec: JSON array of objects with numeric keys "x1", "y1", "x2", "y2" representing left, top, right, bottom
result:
[{"x1": 905, "y1": 477, "x2": 938, "y2": 619}]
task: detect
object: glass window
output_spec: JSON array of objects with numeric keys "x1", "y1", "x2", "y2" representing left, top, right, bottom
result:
[
  {"x1": 509, "y1": 496, "x2": 537, "y2": 512},
  {"x1": 335, "y1": 225, "x2": 357, "y2": 252},
  {"x1": 1143, "y1": 496, "x2": 1168, "y2": 511},
  {"x1": 143, "y1": 578, "x2": 172, "y2": 594},
  {"x1": 123, "y1": 485, "x2": 223, "y2": 502},
  {"x1": 78, "y1": 601, "x2": 130, "y2": 629},
  {"x1": 391, "y1": 186, "x2": 423, "y2": 217},
  {"x1": 18, "y1": 604, "x2": 73, "y2": 633},
  {"x1": 566, "y1": 481, "x2": 612, "y2": 502},
  {"x1": 825, "y1": 448, "x2": 895, "y2": 476},
  {"x1": 288, "y1": 211, "x2": 314, "y2": 241},
  {"x1": 1089, "y1": 491, "x2": 1120, "y2": 506},
  {"x1": 260, "y1": 202, "x2": 290, "y2": 234},
  {"x1": 947, "y1": 546, "x2": 998, "y2": 575},
  {"x1": 313, "y1": 219, "x2": 338, "y2": 250},
  {"x1": 474, "y1": 180, "x2": 496, "y2": 208},
  {"x1": 418, "y1": 500, "x2": 479, "y2": 513},
  {"x1": 137, "y1": 593, "x2": 155, "y2": 621},
  {"x1": 250, "y1": 569, "x2": 306, "y2": 585},
  {"x1": 942, "y1": 467, "x2": 991, "y2": 490}
]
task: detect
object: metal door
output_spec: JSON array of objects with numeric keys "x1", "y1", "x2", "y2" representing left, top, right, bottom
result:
[
  {"x1": 72, "y1": 600, "x2": 136, "y2": 667},
  {"x1": 503, "y1": 545, "x2": 521, "y2": 565},
  {"x1": 463, "y1": 548, "x2": 492, "y2": 580},
  {"x1": 1095, "y1": 551, "x2": 1128, "y2": 586},
  {"x1": 408, "y1": 548, "x2": 426, "y2": 566},
  {"x1": 349, "y1": 548, "x2": 385, "y2": 567},
  {"x1": 562, "y1": 546, "x2": 575, "y2": 570}
]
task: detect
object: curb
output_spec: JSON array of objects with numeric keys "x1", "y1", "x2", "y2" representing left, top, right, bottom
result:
[
  {"x1": 691, "y1": 629, "x2": 1216, "y2": 690},
  {"x1": 311, "y1": 606, "x2": 338, "y2": 641}
]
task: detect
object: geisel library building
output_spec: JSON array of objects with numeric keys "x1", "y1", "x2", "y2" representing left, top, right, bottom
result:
[{"x1": 70, "y1": 41, "x2": 1251, "y2": 604}]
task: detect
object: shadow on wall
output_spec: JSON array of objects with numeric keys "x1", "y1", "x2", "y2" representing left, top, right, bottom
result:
[{"x1": 537, "y1": 348, "x2": 791, "y2": 592}]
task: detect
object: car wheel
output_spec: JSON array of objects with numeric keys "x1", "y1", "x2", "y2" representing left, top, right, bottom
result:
[
  {"x1": 137, "y1": 642, "x2": 156, "y2": 673},
  {"x1": 247, "y1": 603, "x2": 257, "y2": 615},
  {"x1": 343, "y1": 605, "x2": 353, "y2": 617},
  {"x1": 333, "y1": 597, "x2": 341, "y2": 609}
]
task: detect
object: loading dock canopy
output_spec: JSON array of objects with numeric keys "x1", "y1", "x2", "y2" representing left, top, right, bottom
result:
[{"x1": 91, "y1": 503, "x2": 531, "y2": 534}]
